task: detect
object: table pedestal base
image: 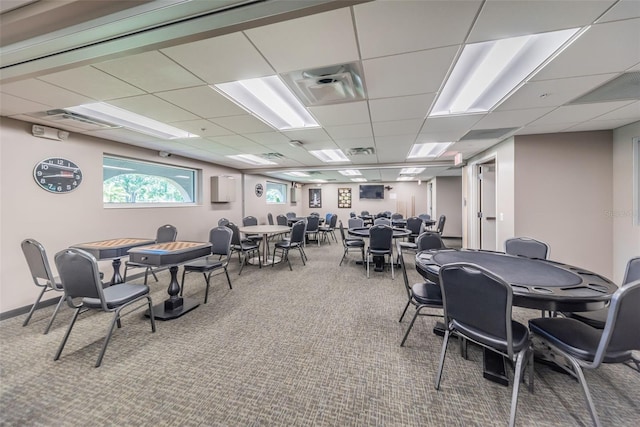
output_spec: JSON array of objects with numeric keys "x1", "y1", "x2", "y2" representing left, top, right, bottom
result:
[{"x1": 146, "y1": 297, "x2": 200, "y2": 321}]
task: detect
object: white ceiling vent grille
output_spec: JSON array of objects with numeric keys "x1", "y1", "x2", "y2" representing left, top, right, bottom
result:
[
  {"x1": 569, "y1": 72, "x2": 640, "y2": 104},
  {"x1": 346, "y1": 147, "x2": 375, "y2": 156},
  {"x1": 282, "y1": 62, "x2": 366, "y2": 106},
  {"x1": 261, "y1": 152, "x2": 285, "y2": 160}
]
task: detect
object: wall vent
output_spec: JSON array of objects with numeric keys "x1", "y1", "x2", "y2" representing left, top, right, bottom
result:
[
  {"x1": 261, "y1": 152, "x2": 285, "y2": 160},
  {"x1": 346, "y1": 146, "x2": 375, "y2": 156}
]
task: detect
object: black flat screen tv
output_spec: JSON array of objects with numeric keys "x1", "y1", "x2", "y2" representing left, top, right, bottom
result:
[{"x1": 359, "y1": 184, "x2": 384, "y2": 200}]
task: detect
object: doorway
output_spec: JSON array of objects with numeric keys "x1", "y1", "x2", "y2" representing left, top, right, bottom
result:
[{"x1": 478, "y1": 160, "x2": 497, "y2": 251}]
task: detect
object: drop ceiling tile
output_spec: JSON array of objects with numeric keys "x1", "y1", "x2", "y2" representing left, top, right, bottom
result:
[
  {"x1": 354, "y1": 0, "x2": 480, "y2": 58},
  {"x1": 593, "y1": 101, "x2": 640, "y2": 121},
  {"x1": 496, "y1": 74, "x2": 617, "y2": 111},
  {"x1": 1, "y1": 78, "x2": 93, "y2": 108},
  {"x1": 372, "y1": 119, "x2": 423, "y2": 137},
  {"x1": 108, "y1": 94, "x2": 199, "y2": 122},
  {"x1": 527, "y1": 101, "x2": 635, "y2": 126},
  {"x1": 168, "y1": 119, "x2": 234, "y2": 137},
  {"x1": 155, "y1": 86, "x2": 246, "y2": 118},
  {"x1": 566, "y1": 118, "x2": 638, "y2": 132},
  {"x1": 308, "y1": 101, "x2": 370, "y2": 127},
  {"x1": 211, "y1": 115, "x2": 273, "y2": 133},
  {"x1": 245, "y1": 132, "x2": 291, "y2": 145},
  {"x1": 245, "y1": 8, "x2": 359, "y2": 73},
  {"x1": 94, "y1": 51, "x2": 204, "y2": 92},
  {"x1": 533, "y1": 18, "x2": 640, "y2": 81},
  {"x1": 325, "y1": 123, "x2": 373, "y2": 140},
  {"x1": 513, "y1": 122, "x2": 578, "y2": 135},
  {"x1": 468, "y1": 0, "x2": 614, "y2": 43},
  {"x1": 473, "y1": 107, "x2": 554, "y2": 129},
  {"x1": 363, "y1": 46, "x2": 458, "y2": 99},
  {"x1": 281, "y1": 128, "x2": 331, "y2": 143},
  {"x1": 161, "y1": 32, "x2": 274, "y2": 84},
  {"x1": 207, "y1": 134, "x2": 256, "y2": 147},
  {"x1": 0, "y1": 93, "x2": 50, "y2": 115},
  {"x1": 182, "y1": 139, "x2": 242, "y2": 155},
  {"x1": 369, "y1": 93, "x2": 435, "y2": 122},
  {"x1": 38, "y1": 66, "x2": 145, "y2": 100},
  {"x1": 598, "y1": 0, "x2": 640, "y2": 22},
  {"x1": 421, "y1": 115, "x2": 484, "y2": 136},
  {"x1": 333, "y1": 136, "x2": 376, "y2": 149}
]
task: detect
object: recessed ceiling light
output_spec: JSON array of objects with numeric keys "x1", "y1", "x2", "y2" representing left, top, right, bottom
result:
[
  {"x1": 310, "y1": 179, "x2": 327, "y2": 183},
  {"x1": 396, "y1": 176, "x2": 414, "y2": 181},
  {"x1": 308, "y1": 149, "x2": 350, "y2": 163},
  {"x1": 407, "y1": 143, "x2": 452, "y2": 159},
  {"x1": 400, "y1": 167, "x2": 425, "y2": 175},
  {"x1": 351, "y1": 178, "x2": 367, "y2": 182},
  {"x1": 213, "y1": 76, "x2": 319, "y2": 130},
  {"x1": 338, "y1": 169, "x2": 362, "y2": 176},
  {"x1": 66, "y1": 103, "x2": 198, "y2": 139},
  {"x1": 430, "y1": 28, "x2": 582, "y2": 116},
  {"x1": 286, "y1": 171, "x2": 310, "y2": 177},
  {"x1": 226, "y1": 154, "x2": 276, "y2": 165}
]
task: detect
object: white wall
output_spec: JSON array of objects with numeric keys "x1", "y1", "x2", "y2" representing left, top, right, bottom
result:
[
  {"x1": 612, "y1": 121, "x2": 640, "y2": 284},
  {"x1": 432, "y1": 176, "x2": 462, "y2": 238},
  {"x1": 242, "y1": 174, "x2": 298, "y2": 224},
  {"x1": 0, "y1": 118, "x2": 243, "y2": 312}
]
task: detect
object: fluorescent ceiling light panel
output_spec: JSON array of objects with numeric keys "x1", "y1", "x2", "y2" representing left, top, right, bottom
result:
[
  {"x1": 400, "y1": 167, "x2": 425, "y2": 174},
  {"x1": 66, "y1": 103, "x2": 198, "y2": 139},
  {"x1": 286, "y1": 171, "x2": 310, "y2": 177},
  {"x1": 308, "y1": 149, "x2": 350, "y2": 163},
  {"x1": 213, "y1": 76, "x2": 319, "y2": 130},
  {"x1": 338, "y1": 169, "x2": 362, "y2": 176},
  {"x1": 407, "y1": 142, "x2": 452, "y2": 159},
  {"x1": 430, "y1": 28, "x2": 581, "y2": 116},
  {"x1": 310, "y1": 179, "x2": 326, "y2": 183},
  {"x1": 226, "y1": 154, "x2": 276, "y2": 165},
  {"x1": 351, "y1": 178, "x2": 367, "y2": 182},
  {"x1": 396, "y1": 176, "x2": 414, "y2": 181}
]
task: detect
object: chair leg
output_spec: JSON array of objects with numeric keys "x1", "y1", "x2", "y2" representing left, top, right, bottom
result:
[
  {"x1": 508, "y1": 349, "x2": 527, "y2": 427},
  {"x1": 44, "y1": 294, "x2": 65, "y2": 334},
  {"x1": 54, "y1": 307, "x2": 82, "y2": 361},
  {"x1": 96, "y1": 311, "x2": 121, "y2": 367},
  {"x1": 285, "y1": 248, "x2": 292, "y2": 271},
  {"x1": 567, "y1": 354, "x2": 602, "y2": 427},
  {"x1": 271, "y1": 246, "x2": 278, "y2": 267},
  {"x1": 399, "y1": 299, "x2": 411, "y2": 322},
  {"x1": 147, "y1": 295, "x2": 156, "y2": 333},
  {"x1": 366, "y1": 251, "x2": 370, "y2": 278},
  {"x1": 224, "y1": 267, "x2": 232, "y2": 290},
  {"x1": 435, "y1": 329, "x2": 451, "y2": 390},
  {"x1": 390, "y1": 252, "x2": 395, "y2": 279},
  {"x1": 238, "y1": 252, "x2": 246, "y2": 275},
  {"x1": 203, "y1": 272, "x2": 212, "y2": 304},
  {"x1": 149, "y1": 268, "x2": 159, "y2": 283},
  {"x1": 400, "y1": 306, "x2": 424, "y2": 346},
  {"x1": 340, "y1": 247, "x2": 348, "y2": 266},
  {"x1": 23, "y1": 286, "x2": 47, "y2": 326},
  {"x1": 298, "y1": 247, "x2": 306, "y2": 265}
]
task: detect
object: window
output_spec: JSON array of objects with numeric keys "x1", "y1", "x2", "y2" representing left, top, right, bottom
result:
[
  {"x1": 266, "y1": 181, "x2": 287, "y2": 204},
  {"x1": 103, "y1": 155, "x2": 197, "y2": 206}
]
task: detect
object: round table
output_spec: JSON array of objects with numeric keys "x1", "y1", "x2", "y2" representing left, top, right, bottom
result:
[
  {"x1": 238, "y1": 225, "x2": 291, "y2": 265},
  {"x1": 348, "y1": 227, "x2": 410, "y2": 271}
]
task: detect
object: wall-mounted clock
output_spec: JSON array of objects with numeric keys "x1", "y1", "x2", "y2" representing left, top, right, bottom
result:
[
  {"x1": 33, "y1": 157, "x2": 83, "y2": 193},
  {"x1": 255, "y1": 183, "x2": 264, "y2": 197}
]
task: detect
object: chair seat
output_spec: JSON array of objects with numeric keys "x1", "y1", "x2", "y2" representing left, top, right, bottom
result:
[
  {"x1": 398, "y1": 241, "x2": 417, "y2": 250},
  {"x1": 453, "y1": 319, "x2": 530, "y2": 353},
  {"x1": 529, "y1": 317, "x2": 632, "y2": 363},
  {"x1": 183, "y1": 257, "x2": 224, "y2": 272},
  {"x1": 411, "y1": 281, "x2": 442, "y2": 305},
  {"x1": 233, "y1": 242, "x2": 259, "y2": 251},
  {"x1": 83, "y1": 283, "x2": 150, "y2": 309},
  {"x1": 274, "y1": 240, "x2": 301, "y2": 249},
  {"x1": 563, "y1": 308, "x2": 607, "y2": 329},
  {"x1": 369, "y1": 248, "x2": 392, "y2": 255},
  {"x1": 345, "y1": 239, "x2": 365, "y2": 248}
]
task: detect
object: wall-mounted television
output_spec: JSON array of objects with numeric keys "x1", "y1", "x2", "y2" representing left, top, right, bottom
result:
[{"x1": 359, "y1": 184, "x2": 384, "y2": 200}]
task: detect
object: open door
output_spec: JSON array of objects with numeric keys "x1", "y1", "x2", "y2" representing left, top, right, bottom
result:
[{"x1": 478, "y1": 161, "x2": 496, "y2": 251}]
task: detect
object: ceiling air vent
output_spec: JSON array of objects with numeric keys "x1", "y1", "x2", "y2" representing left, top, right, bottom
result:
[
  {"x1": 282, "y1": 62, "x2": 366, "y2": 106},
  {"x1": 460, "y1": 128, "x2": 518, "y2": 141},
  {"x1": 346, "y1": 147, "x2": 376, "y2": 156},
  {"x1": 568, "y1": 72, "x2": 640, "y2": 104},
  {"x1": 261, "y1": 152, "x2": 285, "y2": 160}
]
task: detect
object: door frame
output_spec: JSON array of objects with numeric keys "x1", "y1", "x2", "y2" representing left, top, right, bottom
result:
[{"x1": 467, "y1": 152, "x2": 497, "y2": 249}]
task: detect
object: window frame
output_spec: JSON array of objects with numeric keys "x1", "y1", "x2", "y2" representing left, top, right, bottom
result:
[{"x1": 265, "y1": 181, "x2": 288, "y2": 205}]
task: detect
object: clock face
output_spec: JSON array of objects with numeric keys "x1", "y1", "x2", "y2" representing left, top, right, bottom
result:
[
  {"x1": 255, "y1": 183, "x2": 264, "y2": 197},
  {"x1": 33, "y1": 157, "x2": 83, "y2": 193}
]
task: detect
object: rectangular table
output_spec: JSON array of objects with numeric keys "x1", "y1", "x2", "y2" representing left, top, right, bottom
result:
[
  {"x1": 72, "y1": 238, "x2": 156, "y2": 285},
  {"x1": 128, "y1": 241, "x2": 212, "y2": 320}
]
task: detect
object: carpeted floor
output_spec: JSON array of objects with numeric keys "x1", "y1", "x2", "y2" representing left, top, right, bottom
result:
[{"x1": 1, "y1": 237, "x2": 638, "y2": 426}]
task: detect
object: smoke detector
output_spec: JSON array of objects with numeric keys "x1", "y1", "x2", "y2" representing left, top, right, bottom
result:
[{"x1": 282, "y1": 62, "x2": 366, "y2": 106}]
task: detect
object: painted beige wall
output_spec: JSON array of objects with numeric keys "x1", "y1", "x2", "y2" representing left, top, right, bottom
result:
[
  {"x1": 612, "y1": 121, "x2": 640, "y2": 284},
  {"x1": 242, "y1": 174, "x2": 298, "y2": 225},
  {"x1": 432, "y1": 176, "x2": 462, "y2": 238},
  {"x1": 514, "y1": 131, "x2": 613, "y2": 278},
  {"x1": 0, "y1": 118, "x2": 243, "y2": 312}
]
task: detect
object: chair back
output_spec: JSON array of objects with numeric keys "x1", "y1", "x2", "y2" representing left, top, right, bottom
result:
[
  {"x1": 267, "y1": 213, "x2": 274, "y2": 225},
  {"x1": 350, "y1": 212, "x2": 356, "y2": 218},
  {"x1": 416, "y1": 232, "x2": 446, "y2": 251},
  {"x1": 325, "y1": 213, "x2": 333, "y2": 223},
  {"x1": 339, "y1": 221, "x2": 347, "y2": 243},
  {"x1": 286, "y1": 212, "x2": 296, "y2": 219},
  {"x1": 328, "y1": 213, "x2": 338, "y2": 229},
  {"x1": 436, "y1": 215, "x2": 446, "y2": 235},
  {"x1": 21, "y1": 239, "x2": 57, "y2": 288},
  {"x1": 418, "y1": 213, "x2": 431, "y2": 221},
  {"x1": 361, "y1": 210, "x2": 370, "y2": 216},
  {"x1": 243, "y1": 216, "x2": 258, "y2": 226},
  {"x1": 226, "y1": 222, "x2": 242, "y2": 246},
  {"x1": 383, "y1": 211, "x2": 392, "y2": 218},
  {"x1": 210, "y1": 226, "x2": 233, "y2": 257},
  {"x1": 439, "y1": 263, "x2": 516, "y2": 358},
  {"x1": 405, "y1": 217, "x2": 423, "y2": 235},
  {"x1": 289, "y1": 221, "x2": 306, "y2": 244},
  {"x1": 593, "y1": 280, "x2": 640, "y2": 365},
  {"x1": 374, "y1": 218, "x2": 391, "y2": 226},
  {"x1": 306, "y1": 216, "x2": 320, "y2": 232},
  {"x1": 623, "y1": 256, "x2": 640, "y2": 285},
  {"x1": 348, "y1": 218, "x2": 364, "y2": 229},
  {"x1": 505, "y1": 237, "x2": 549, "y2": 259},
  {"x1": 369, "y1": 225, "x2": 393, "y2": 251},
  {"x1": 218, "y1": 218, "x2": 230, "y2": 227},
  {"x1": 54, "y1": 248, "x2": 105, "y2": 309},
  {"x1": 391, "y1": 213, "x2": 403, "y2": 220},
  {"x1": 157, "y1": 224, "x2": 177, "y2": 243},
  {"x1": 398, "y1": 250, "x2": 413, "y2": 300},
  {"x1": 309, "y1": 212, "x2": 320, "y2": 217},
  {"x1": 276, "y1": 214, "x2": 288, "y2": 226}
]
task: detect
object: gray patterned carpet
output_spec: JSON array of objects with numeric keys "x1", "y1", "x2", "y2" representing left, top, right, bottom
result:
[{"x1": 1, "y1": 237, "x2": 638, "y2": 426}]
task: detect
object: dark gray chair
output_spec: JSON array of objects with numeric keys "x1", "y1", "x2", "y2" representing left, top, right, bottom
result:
[
  {"x1": 54, "y1": 248, "x2": 155, "y2": 367},
  {"x1": 227, "y1": 222, "x2": 261, "y2": 275},
  {"x1": 180, "y1": 226, "x2": 233, "y2": 303},
  {"x1": 276, "y1": 214, "x2": 288, "y2": 226},
  {"x1": 366, "y1": 225, "x2": 394, "y2": 279},
  {"x1": 397, "y1": 250, "x2": 443, "y2": 346},
  {"x1": 435, "y1": 263, "x2": 533, "y2": 427},
  {"x1": 319, "y1": 213, "x2": 338, "y2": 244},
  {"x1": 21, "y1": 238, "x2": 65, "y2": 334},
  {"x1": 562, "y1": 257, "x2": 640, "y2": 373},
  {"x1": 348, "y1": 217, "x2": 364, "y2": 229},
  {"x1": 505, "y1": 236, "x2": 549, "y2": 259},
  {"x1": 529, "y1": 280, "x2": 640, "y2": 426},
  {"x1": 217, "y1": 218, "x2": 230, "y2": 227},
  {"x1": 286, "y1": 212, "x2": 297, "y2": 220},
  {"x1": 405, "y1": 216, "x2": 424, "y2": 243},
  {"x1": 435, "y1": 214, "x2": 446, "y2": 235},
  {"x1": 397, "y1": 231, "x2": 446, "y2": 267},
  {"x1": 373, "y1": 217, "x2": 391, "y2": 226},
  {"x1": 349, "y1": 212, "x2": 356, "y2": 218},
  {"x1": 242, "y1": 216, "x2": 263, "y2": 244},
  {"x1": 391, "y1": 213, "x2": 403, "y2": 220},
  {"x1": 123, "y1": 224, "x2": 177, "y2": 284},
  {"x1": 272, "y1": 220, "x2": 307, "y2": 270},
  {"x1": 267, "y1": 213, "x2": 274, "y2": 225},
  {"x1": 339, "y1": 220, "x2": 365, "y2": 266},
  {"x1": 305, "y1": 215, "x2": 321, "y2": 246}
]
